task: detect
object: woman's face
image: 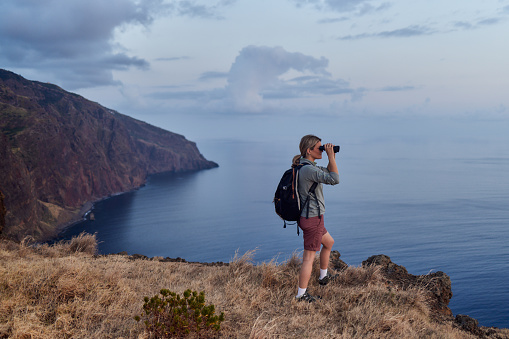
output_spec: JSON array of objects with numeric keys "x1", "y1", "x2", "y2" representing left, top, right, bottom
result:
[{"x1": 308, "y1": 141, "x2": 323, "y2": 160}]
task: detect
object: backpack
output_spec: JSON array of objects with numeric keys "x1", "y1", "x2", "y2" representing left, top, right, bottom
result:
[{"x1": 273, "y1": 163, "x2": 318, "y2": 235}]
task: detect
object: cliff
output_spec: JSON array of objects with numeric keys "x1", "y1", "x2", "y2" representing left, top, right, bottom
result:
[
  {"x1": 0, "y1": 190, "x2": 5, "y2": 234},
  {"x1": 0, "y1": 69, "x2": 217, "y2": 241}
]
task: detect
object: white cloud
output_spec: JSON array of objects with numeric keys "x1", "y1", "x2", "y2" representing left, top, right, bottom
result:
[
  {"x1": 150, "y1": 45, "x2": 357, "y2": 114},
  {"x1": 225, "y1": 46, "x2": 330, "y2": 111}
]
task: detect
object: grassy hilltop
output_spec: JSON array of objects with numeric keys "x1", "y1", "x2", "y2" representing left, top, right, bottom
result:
[{"x1": 1, "y1": 234, "x2": 507, "y2": 338}]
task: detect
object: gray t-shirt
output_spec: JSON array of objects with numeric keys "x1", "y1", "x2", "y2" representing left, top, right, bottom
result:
[{"x1": 298, "y1": 157, "x2": 340, "y2": 218}]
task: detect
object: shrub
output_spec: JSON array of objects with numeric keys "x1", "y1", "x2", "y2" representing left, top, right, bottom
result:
[
  {"x1": 135, "y1": 289, "x2": 224, "y2": 338},
  {"x1": 68, "y1": 232, "x2": 98, "y2": 255}
]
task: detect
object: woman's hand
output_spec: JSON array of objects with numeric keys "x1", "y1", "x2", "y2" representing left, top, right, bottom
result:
[
  {"x1": 324, "y1": 143, "x2": 338, "y2": 174},
  {"x1": 323, "y1": 143, "x2": 335, "y2": 158}
]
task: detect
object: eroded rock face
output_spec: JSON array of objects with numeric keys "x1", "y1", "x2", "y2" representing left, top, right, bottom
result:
[
  {"x1": 330, "y1": 250, "x2": 348, "y2": 271},
  {"x1": 0, "y1": 190, "x2": 6, "y2": 234},
  {"x1": 362, "y1": 254, "x2": 453, "y2": 317},
  {"x1": 0, "y1": 69, "x2": 218, "y2": 241},
  {"x1": 455, "y1": 314, "x2": 479, "y2": 333}
]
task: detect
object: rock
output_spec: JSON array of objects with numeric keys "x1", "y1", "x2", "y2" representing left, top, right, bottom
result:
[
  {"x1": 453, "y1": 314, "x2": 503, "y2": 338},
  {"x1": 455, "y1": 314, "x2": 479, "y2": 333},
  {"x1": 130, "y1": 254, "x2": 149, "y2": 260},
  {"x1": 362, "y1": 254, "x2": 409, "y2": 276},
  {"x1": 0, "y1": 190, "x2": 5, "y2": 234},
  {"x1": 161, "y1": 257, "x2": 187, "y2": 263},
  {"x1": 362, "y1": 254, "x2": 453, "y2": 317},
  {"x1": 418, "y1": 271, "x2": 453, "y2": 316},
  {"x1": 330, "y1": 250, "x2": 348, "y2": 271}
]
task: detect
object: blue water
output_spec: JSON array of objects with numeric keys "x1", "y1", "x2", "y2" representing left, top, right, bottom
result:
[{"x1": 57, "y1": 138, "x2": 509, "y2": 328}]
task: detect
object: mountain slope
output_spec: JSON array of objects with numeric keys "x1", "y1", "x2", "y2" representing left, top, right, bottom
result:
[{"x1": 0, "y1": 69, "x2": 217, "y2": 241}]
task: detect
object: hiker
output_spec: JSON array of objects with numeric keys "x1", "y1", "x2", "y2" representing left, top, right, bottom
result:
[{"x1": 293, "y1": 134, "x2": 340, "y2": 302}]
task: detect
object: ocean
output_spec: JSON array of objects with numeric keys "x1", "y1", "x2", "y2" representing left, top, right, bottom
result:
[{"x1": 57, "y1": 137, "x2": 509, "y2": 328}]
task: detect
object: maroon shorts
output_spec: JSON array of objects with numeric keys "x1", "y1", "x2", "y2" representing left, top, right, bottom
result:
[{"x1": 298, "y1": 216, "x2": 327, "y2": 251}]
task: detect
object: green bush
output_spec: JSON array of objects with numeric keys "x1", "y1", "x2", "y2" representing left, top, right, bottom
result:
[{"x1": 135, "y1": 289, "x2": 224, "y2": 338}]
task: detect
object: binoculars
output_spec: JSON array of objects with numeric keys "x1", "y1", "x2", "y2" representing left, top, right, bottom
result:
[{"x1": 318, "y1": 145, "x2": 340, "y2": 153}]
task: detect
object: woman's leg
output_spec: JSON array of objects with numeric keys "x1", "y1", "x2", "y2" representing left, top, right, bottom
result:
[
  {"x1": 298, "y1": 249, "x2": 316, "y2": 289},
  {"x1": 320, "y1": 232, "x2": 334, "y2": 270}
]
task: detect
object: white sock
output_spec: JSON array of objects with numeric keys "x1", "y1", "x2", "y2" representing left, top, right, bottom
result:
[
  {"x1": 319, "y1": 269, "x2": 328, "y2": 280},
  {"x1": 297, "y1": 287, "x2": 307, "y2": 297}
]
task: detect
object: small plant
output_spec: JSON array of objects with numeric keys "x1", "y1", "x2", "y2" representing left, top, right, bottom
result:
[{"x1": 135, "y1": 289, "x2": 224, "y2": 338}]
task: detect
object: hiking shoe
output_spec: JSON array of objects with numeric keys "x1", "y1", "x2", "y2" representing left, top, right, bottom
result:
[
  {"x1": 318, "y1": 272, "x2": 339, "y2": 286},
  {"x1": 295, "y1": 292, "x2": 320, "y2": 303}
]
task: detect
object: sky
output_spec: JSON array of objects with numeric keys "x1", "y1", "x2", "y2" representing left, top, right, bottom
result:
[{"x1": 1, "y1": 0, "x2": 509, "y2": 147}]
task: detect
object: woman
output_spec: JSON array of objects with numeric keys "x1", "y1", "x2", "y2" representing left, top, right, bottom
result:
[{"x1": 293, "y1": 134, "x2": 340, "y2": 302}]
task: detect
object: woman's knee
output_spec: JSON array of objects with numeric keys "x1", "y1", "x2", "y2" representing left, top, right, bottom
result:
[
  {"x1": 302, "y1": 249, "x2": 315, "y2": 262},
  {"x1": 322, "y1": 232, "x2": 334, "y2": 249}
]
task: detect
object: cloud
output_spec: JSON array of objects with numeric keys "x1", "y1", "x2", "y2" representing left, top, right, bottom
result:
[
  {"x1": 380, "y1": 85, "x2": 416, "y2": 92},
  {"x1": 377, "y1": 25, "x2": 434, "y2": 38},
  {"x1": 151, "y1": 45, "x2": 356, "y2": 113},
  {"x1": 318, "y1": 16, "x2": 349, "y2": 24},
  {"x1": 292, "y1": 0, "x2": 390, "y2": 15},
  {"x1": 340, "y1": 14, "x2": 508, "y2": 41},
  {"x1": 453, "y1": 21, "x2": 474, "y2": 30},
  {"x1": 261, "y1": 76, "x2": 353, "y2": 99},
  {"x1": 199, "y1": 71, "x2": 229, "y2": 81},
  {"x1": 0, "y1": 0, "x2": 235, "y2": 89},
  {"x1": 453, "y1": 16, "x2": 505, "y2": 31},
  {"x1": 327, "y1": 3, "x2": 507, "y2": 41},
  {"x1": 0, "y1": 0, "x2": 167, "y2": 88},
  {"x1": 155, "y1": 56, "x2": 192, "y2": 62},
  {"x1": 337, "y1": 25, "x2": 433, "y2": 40},
  {"x1": 150, "y1": 89, "x2": 226, "y2": 101},
  {"x1": 177, "y1": 1, "x2": 221, "y2": 18},
  {"x1": 224, "y1": 46, "x2": 331, "y2": 111},
  {"x1": 477, "y1": 17, "x2": 502, "y2": 26},
  {"x1": 177, "y1": 0, "x2": 237, "y2": 19}
]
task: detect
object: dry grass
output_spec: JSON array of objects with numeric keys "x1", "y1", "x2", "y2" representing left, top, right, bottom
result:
[{"x1": 0, "y1": 234, "x2": 506, "y2": 338}]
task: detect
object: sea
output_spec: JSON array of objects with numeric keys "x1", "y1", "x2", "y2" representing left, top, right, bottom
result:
[{"x1": 56, "y1": 136, "x2": 509, "y2": 328}]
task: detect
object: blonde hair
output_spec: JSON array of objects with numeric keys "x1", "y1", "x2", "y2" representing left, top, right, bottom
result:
[{"x1": 292, "y1": 134, "x2": 321, "y2": 166}]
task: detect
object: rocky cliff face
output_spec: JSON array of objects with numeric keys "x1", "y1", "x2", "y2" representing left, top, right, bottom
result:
[
  {"x1": 330, "y1": 252, "x2": 454, "y2": 318},
  {"x1": 0, "y1": 69, "x2": 217, "y2": 241},
  {"x1": 361, "y1": 254, "x2": 453, "y2": 317},
  {"x1": 0, "y1": 191, "x2": 5, "y2": 234}
]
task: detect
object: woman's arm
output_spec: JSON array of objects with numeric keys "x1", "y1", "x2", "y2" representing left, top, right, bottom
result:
[{"x1": 324, "y1": 143, "x2": 338, "y2": 175}]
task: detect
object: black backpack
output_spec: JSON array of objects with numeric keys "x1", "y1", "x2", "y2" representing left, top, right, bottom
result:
[{"x1": 273, "y1": 163, "x2": 318, "y2": 235}]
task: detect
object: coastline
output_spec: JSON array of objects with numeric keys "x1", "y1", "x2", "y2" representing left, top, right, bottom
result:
[
  {"x1": 51, "y1": 201, "x2": 94, "y2": 238},
  {"x1": 50, "y1": 190, "x2": 138, "y2": 241},
  {"x1": 47, "y1": 167, "x2": 217, "y2": 242},
  {"x1": 48, "y1": 177, "x2": 149, "y2": 242}
]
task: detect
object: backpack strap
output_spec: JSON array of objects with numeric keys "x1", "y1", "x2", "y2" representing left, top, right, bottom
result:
[
  {"x1": 293, "y1": 162, "x2": 319, "y2": 236},
  {"x1": 304, "y1": 182, "x2": 318, "y2": 219},
  {"x1": 298, "y1": 182, "x2": 318, "y2": 235}
]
